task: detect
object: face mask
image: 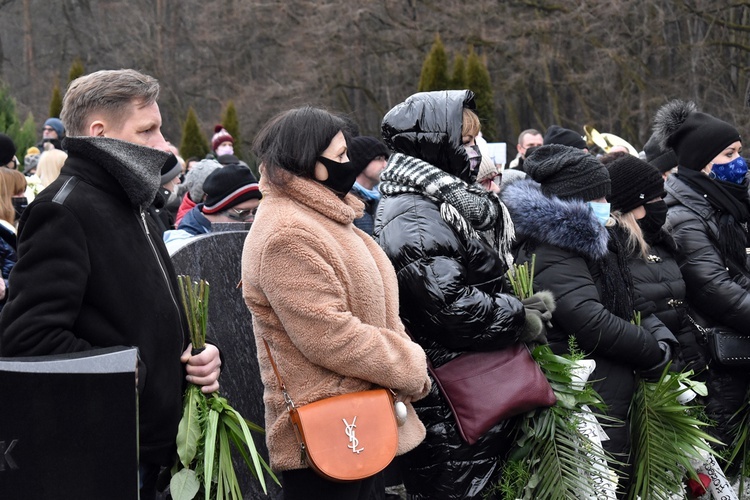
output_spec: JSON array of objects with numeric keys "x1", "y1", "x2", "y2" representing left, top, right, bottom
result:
[
  {"x1": 216, "y1": 144, "x2": 234, "y2": 157},
  {"x1": 637, "y1": 200, "x2": 668, "y2": 236},
  {"x1": 12, "y1": 196, "x2": 27, "y2": 219},
  {"x1": 465, "y1": 145, "x2": 482, "y2": 174},
  {"x1": 587, "y1": 201, "x2": 611, "y2": 226},
  {"x1": 317, "y1": 156, "x2": 360, "y2": 196},
  {"x1": 710, "y1": 156, "x2": 748, "y2": 184}
]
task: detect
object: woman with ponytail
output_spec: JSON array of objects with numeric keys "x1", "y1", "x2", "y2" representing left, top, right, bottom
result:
[{"x1": 653, "y1": 100, "x2": 750, "y2": 460}]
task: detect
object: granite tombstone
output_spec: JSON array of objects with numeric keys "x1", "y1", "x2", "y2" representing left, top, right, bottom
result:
[
  {"x1": 170, "y1": 223, "x2": 282, "y2": 499},
  {"x1": 0, "y1": 347, "x2": 139, "y2": 500}
]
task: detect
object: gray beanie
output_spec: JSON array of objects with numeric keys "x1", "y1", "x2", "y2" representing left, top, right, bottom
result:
[
  {"x1": 183, "y1": 159, "x2": 222, "y2": 201},
  {"x1": 524, "y1": 144, "x2": 610, "y2": 201}
]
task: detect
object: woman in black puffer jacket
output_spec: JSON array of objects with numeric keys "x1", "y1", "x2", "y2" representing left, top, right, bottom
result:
[
  {"x1": 652, "y1": 100, "x2": 750, "y2": 458},
  {"x1": 501, "y1": 145, "x2": 673, "y2": 497},
  {"x1": 373, "y1": 90, "x2": 547, "y2": 499}
]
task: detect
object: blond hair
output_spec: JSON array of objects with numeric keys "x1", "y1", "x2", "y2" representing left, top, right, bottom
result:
[
  {"x1": 462, "y1": 108, "x2": 481, "y2": 138},
  {"x1": 0, "y1": 169, "x2": 17, "y2": 225},
  {"x1": 612, "y1": 210, "x2": 650, "y2": 259},
  {"x1": 37, "y1": 149, "x2": 68, "y2": 187}
]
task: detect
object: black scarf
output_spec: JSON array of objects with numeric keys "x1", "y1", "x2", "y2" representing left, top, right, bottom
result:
[
  {"x1": 598, "y1": 225, "x2": 635, "y2": 321},
  {"x1": 677, "y1": 169, "x2": 750, "y2": 271}
]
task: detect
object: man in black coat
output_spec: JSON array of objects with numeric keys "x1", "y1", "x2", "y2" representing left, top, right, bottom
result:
[{"x1": 0, "y1": 69, "x2": 222, "y2": 499}]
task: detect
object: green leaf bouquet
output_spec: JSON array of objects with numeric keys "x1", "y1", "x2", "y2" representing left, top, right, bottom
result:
[{"x1": 170, "y1": 275, "x2": 279, "y2": 500}]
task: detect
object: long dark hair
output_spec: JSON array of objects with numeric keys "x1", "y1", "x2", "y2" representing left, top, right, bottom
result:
[{"x1": 252, "y1": 106, "x2": 347, "y2": 186}]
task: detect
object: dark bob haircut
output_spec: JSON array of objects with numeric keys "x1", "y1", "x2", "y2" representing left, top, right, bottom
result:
[{"x1": 252, "y1": 106, "x2": 348, "y2": 185}]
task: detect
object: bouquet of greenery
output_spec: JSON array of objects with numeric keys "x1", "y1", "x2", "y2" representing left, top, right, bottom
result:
[
  {"x1": 170, "y1": 275, "x2": 278, "y2": 500},
  {"x1": 627, "y1": 313, "x2": 720, "y2": 499},
  {"x1": 494, "y1": 257, "x2": 619, "y2": 499}
]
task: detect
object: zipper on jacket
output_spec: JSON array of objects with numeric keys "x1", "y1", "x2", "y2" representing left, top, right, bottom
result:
[{"x1": 139, "y1": 210, "x2": 186, "y2": 349}]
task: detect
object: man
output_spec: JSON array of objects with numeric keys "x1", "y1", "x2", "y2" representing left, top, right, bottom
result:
[
  {"x1": 508, "y1": 128, "x2": 543, "y2": 170},
  {"x1": 347, "y1": 135, "x2": 388, "y2": 235},
  {"x1": 0, "y1": 69, "x2": 221, "y2": 499},
  {"x1": 38, "y1": 117, "x2": 65, "y2": 150},
  {"x1": 163, "y1": 163, "x2": 261, "y2": 253}
]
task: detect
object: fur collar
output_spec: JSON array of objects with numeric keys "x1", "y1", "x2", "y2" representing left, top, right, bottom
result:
[{"x1": 502, "y1": 178, "x2": 609, "y2": 260}]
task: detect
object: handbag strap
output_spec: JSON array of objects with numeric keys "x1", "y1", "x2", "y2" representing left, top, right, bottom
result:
[{"x1": 262, "y1": 338, "x2": 297, "y2": 411}]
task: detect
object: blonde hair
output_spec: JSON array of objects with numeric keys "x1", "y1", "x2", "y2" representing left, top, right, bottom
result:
[
  {"x1": 0, "y1": 167, "x2": 27, "y2": 197},
  {"x1": 37, "y1": 149, "x2": 68, "y2": 187},
  {"x1": 462, "y1": 108, "x2": 481, "y2": 138},
  {"x1": 0, "y1": 170, "x2": 16, "y2": 225},
  {"x1": 612, "y1": 210, "x2": 650, "y2": 259}
]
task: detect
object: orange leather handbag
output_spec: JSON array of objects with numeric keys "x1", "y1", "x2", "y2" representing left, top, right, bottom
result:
[{"x1": 263, "y1": 340, "x2": 399, "y2": 482}]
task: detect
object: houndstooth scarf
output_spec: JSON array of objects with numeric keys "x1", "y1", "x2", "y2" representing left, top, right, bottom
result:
[{"x1": 380, "y1": 153, "x2": 515, "y2": 268}]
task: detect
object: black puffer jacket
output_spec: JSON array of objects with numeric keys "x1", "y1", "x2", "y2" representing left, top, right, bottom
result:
[
  {"x1": 665, "y1": 173, "x2": 750, "y2": 444},
  {"x1": 502, "y1": 179, "x2": 671, "y2": 469},
  {"x1": 374, "y1": 90, "x2": 526, "y2": 500}
]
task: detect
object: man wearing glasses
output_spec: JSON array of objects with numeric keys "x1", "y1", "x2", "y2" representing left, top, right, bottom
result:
[
  {"x1": 38, "y1": 117, "x2": 66, "y2": 151},
  {"x1": 163, "y1": 163, "x2": 261, "y2": 254}
]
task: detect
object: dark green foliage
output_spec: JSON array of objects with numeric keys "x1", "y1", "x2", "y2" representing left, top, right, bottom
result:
[
  {"x1": 48, "y1": 83, "x2": 63, "y2": 119},
  {"x1": 0, "y1": 82, "x2": 36, "y2": 170},
  {"x1": 222, "y1": 101, "x2": 241, "y2": 159},
  {"x1": 418, "y1": 34, "x2": 450, "y2": 92},
  {"x1": 451, "y1": 54, "x2": 467, "y2": 89},
  {"x1": 466, "y1": 49, "x2": 496, "y2": 141},
  {"x1": 180, "y1": 107, "x2": 209, "y2": 160},
  {"x1": 68, "y1": 59, "x2": 85, "y2": 84}
]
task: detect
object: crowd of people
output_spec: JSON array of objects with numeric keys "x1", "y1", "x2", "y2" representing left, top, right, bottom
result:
[{"x1": 1, "y1": 67, "x2": 750, "y2": 499}]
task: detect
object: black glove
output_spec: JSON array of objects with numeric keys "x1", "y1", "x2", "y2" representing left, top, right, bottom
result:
[
  {"x1": 638, "y1": 341, "x2": 672, "y2": 381},
  {"x1": 519, "y1": 291, "x2": 556, "y2": 345},
  {"x1": 633, "y1": 295, "x2": 657, "y2": 317}
]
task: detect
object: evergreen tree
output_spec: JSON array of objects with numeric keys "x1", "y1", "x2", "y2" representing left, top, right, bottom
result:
[
  {"x1": 221, "y1": 101, "x2": 241, "y2": 159},
  {"x1": 466, "y1": 48, "x2": 496, "y2": 141},
  {"x1": 49, "y1": 83, "x2": 63, "y2": 119},
  {"x1": 180, "y1": 107, "x2": 209, "y2": 160},
  {"x1": 69, "y1": 59, "x2": 85, "y2": 84},
  {"x1": 418, "y1": 34, "x2": 450, "y2": 92},
  {"x1": 451, "y1": 54, "x2": 467, "y2": 89},
  {"x1": 0, "y1": 81, "x2": 35, "y2": 170}
]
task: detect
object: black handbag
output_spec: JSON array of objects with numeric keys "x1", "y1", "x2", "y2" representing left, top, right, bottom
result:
[{"x1": 687, "y1": 313, "x2": 750, "y2": 367}]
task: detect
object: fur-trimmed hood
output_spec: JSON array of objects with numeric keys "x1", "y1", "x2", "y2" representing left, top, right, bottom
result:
[{"x1": 502, "y1": 178, "x2": 609, "y2": 260}]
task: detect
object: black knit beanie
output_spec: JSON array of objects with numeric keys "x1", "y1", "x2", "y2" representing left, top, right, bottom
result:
[
  {"x1": 0, "y1": 134, "x2": 16, "y2": 165},
  {"x1": 348, "y1": 136, "x2": 389, "y2": 174},
  {"x1": 642, "y1": 133, "x2": 677, "y2": 174},
  {"x1": 652, "y1": 100, "x2": 741, "y2": 171},
  {"x1": 524, "y1": 144, "x2": 610, "y2": 201},
  {"x1": 202, "y1": 164, "x2": 261, "y2": 214},
  {"x1": 543, "y1": 125, "x2": 587, "y2": 150},
  {"x1": 606, "y1": 155, "x2": 665, "y2": 214}
]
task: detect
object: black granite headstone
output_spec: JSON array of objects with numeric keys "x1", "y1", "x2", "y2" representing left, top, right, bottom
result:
[
  {"x1": 170, "y1": 225, "x2": 283, "y2": 499},
  {"x1": 0, "y1": 347, "x2": 138, "y2": 500}
]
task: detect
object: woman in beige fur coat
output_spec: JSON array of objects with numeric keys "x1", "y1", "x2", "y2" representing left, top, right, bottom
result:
[{"x1": 242, "y1": 106, "x2": 431, "y2": 500}]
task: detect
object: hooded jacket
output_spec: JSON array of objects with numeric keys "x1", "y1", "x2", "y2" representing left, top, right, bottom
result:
[
  {"x1": 502, "y1": 178, "x2": 668, "y2": 462},
  {"x1": 242, "y1": 171, "x2": 430, "y2": 472},
  {"x1": 374, "y1": 90, "x2": 526, "y2": 499},
  {"x1": 0, "y1": 136, "x2": 189, "y2": 466}
]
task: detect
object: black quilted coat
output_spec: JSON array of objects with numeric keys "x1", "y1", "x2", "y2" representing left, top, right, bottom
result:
[
  {"x1": 373, "y1": 90, "x2": 526, "y2": 500},
  {"x1": 664, "y1": 174, "x2": 750, "y2": 445}
]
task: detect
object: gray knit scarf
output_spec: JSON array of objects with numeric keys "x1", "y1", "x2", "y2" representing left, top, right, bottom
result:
[{"x1": 380, "y1": 153, "x2": 515, "y2": 267}]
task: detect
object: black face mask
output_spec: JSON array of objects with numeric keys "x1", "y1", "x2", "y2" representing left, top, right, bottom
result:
[
  {"x1": 12, "y1": 197, "x2": 28, "y2": 219},
  {"x1": 637, "y1": 200, "x2": 668, "y2": 236},
  {"x1": 316, "y1": 156, "x2": 360, "y2": 196}
]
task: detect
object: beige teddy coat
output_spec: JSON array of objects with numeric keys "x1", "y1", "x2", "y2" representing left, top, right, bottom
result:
[{"x1": 242, "y1": 171, "x2": 431, "y2": 472}]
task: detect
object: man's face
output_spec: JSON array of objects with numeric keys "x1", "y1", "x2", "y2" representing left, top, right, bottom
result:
[
  {"x1": 211, "y1": 198, "x2": 261, "y2": 224},
  {"x1": 93, "y1": 100, "x2": 169, "y2": 150},
  {"x1": 42, "y1": 126, "x2": 59, "y2": 140},
  {"x1": 361, "y1": 156, "x2": 387, "y2": 185},
  {"x1": 517, "y1": 133, "x2": 543, "y2": 159}
]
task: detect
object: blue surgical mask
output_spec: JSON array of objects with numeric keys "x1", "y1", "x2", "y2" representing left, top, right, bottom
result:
[
  {"x1": 710, "y1": 156, "x2": 748, "y2": 185},
  {"x1": 588, "y1": 201, "x2": 611, "y2": 226}
]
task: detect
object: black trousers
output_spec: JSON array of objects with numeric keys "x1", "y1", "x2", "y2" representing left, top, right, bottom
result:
[{"x1": 281, "y1": 468, "x2": 385, "y2": 500}]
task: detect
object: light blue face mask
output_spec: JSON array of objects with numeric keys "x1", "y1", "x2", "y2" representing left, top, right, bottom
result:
[
  {"x1": 710, "y1": 156, "x2": 748, "y2": 185},
  {"x1": 588, "y1": 201, "x2": 611, "y2": 226}
]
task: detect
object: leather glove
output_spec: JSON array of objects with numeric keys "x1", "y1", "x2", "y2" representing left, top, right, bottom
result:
[
  {"x1": 638, "y1": 341, "x2": 672, "y2": 381},
  {"x1": 519, "y1": 291, "x2": 556, "y2": 345}
]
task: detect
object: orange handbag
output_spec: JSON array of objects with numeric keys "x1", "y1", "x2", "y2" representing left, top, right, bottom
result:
[{"x1": 263, "y1": 339, "x2": 399, "y2": 482}]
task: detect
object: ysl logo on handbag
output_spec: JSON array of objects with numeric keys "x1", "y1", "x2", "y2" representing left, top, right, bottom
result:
[{"x1": 343, "y1": 417, "x2": 364, "y2": 454}]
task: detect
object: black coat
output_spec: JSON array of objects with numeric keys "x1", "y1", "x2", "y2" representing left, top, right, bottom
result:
[
  {"x1": 0, "y1": 151, "x2": 190, "y2": 466},
  {"x1": 502, "y1": 179, "x2": 671, "y2": 465},
  {"x1": 664, "y1": 173, "x2": 750, "y2": 444},
  {"x1": 374, "y1": 191, "x2": 525, "y2": 499}
]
